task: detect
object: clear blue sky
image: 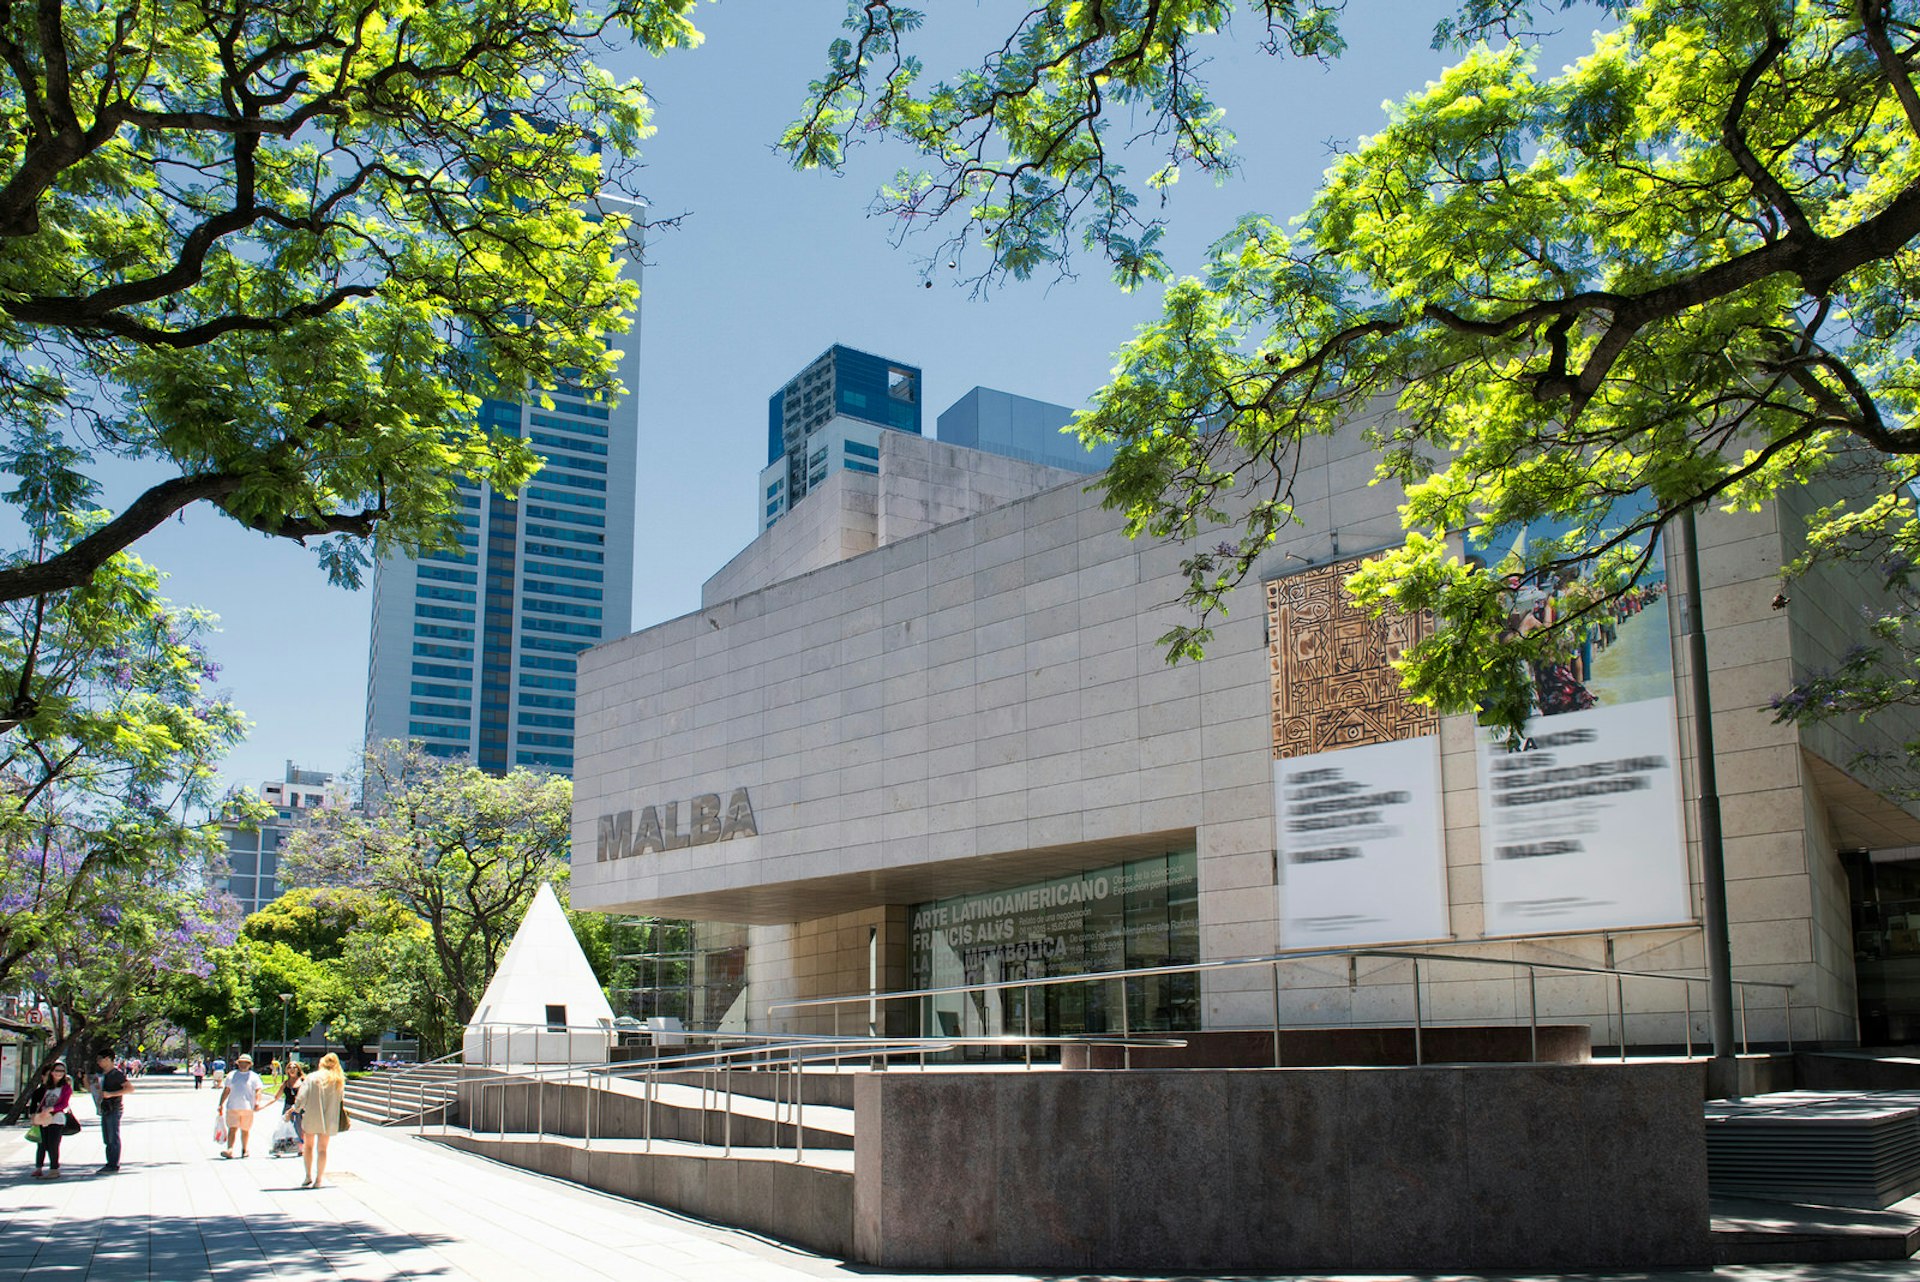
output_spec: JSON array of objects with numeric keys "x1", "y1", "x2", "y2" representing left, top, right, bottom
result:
[{"x1": 98, "y1": 4, "x2": 1602, "y2": 802}]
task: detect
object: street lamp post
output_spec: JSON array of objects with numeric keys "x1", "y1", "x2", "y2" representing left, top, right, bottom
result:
[
  {"x1": 278, "y1": 993, "x2": 293, "y2": 1066},
  {"x1": 249, "y1": 1006, "x2": 260, "y2": 1061}
]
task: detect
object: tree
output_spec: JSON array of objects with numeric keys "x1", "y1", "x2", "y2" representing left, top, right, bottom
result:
[
  {"x1": 791, "y1": 0, "x2": 1920, "y2": 755},
  {"x1": 243, "y1": 886, "x2": 413, "y2": 961},
  {"x1": 0, "y1": 561, "x2": 247, "y2": 993},
  {"x1": 0, "y1": 0, "x2": 702, "y2": 603},
  {"x1": 11, "y1": 833, "x2": 239, "y2": 1115},
  {"x1": 169, "y1": 886, "x2": 465, "y2": 1061},
  {"x1": 280, "y1": 742, "x2": 572, "y2": 1025}
]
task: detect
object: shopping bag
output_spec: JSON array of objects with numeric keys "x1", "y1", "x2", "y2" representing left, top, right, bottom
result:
[
  {"x1": 270, "y1": 1116, "x2": 297, "y2": 1146},
  {"x1": 24, "y1": 1124, "x2": 40, "y2": 1143},
  {"x1": 214, "y1": 1116, "x2": 228, "y2": 1145}
]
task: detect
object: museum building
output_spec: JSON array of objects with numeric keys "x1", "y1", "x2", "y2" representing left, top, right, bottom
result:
[{"x1": 571, "y1": 416, "x2": 1920, "y2": 1051}]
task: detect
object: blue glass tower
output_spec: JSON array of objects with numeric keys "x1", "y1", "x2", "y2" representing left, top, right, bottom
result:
[
  {"x1": 760, "y1": 345, "x2": 922, "y2": 529},
  {"x1": 365, "y1": 203, "x2": 640, "y2": 776}
]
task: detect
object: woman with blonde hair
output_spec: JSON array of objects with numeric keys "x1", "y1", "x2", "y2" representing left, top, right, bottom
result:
[{"x1": 293, "y1": 1052, "x2": 348, "y2": 1188}]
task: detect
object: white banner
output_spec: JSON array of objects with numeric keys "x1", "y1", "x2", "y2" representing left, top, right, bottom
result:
[
  {"x1": 1479, "y1": 695, "x2": 1691, "y2": 935},
  {"x1": 1277, "y1": 736, "x2": 1450, "y2": 948}
]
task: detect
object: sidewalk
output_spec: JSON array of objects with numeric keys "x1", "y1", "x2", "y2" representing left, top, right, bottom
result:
[{"x1": 0, "y1": 1073, "x2": 1912, "y2": 1281}]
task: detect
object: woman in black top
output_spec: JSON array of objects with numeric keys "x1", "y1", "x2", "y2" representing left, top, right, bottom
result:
[{"x1": 280, "y1": 1062, "x2": 306, "y2": 1147}]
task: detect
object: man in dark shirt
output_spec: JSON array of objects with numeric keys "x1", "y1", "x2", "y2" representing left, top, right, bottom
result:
[{"x1": 90, "y1": 1049, "x2": 133, "y2": 1172}]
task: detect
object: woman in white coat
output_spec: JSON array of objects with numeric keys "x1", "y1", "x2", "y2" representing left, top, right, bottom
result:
[{"x1": 294, "y1": 1052, "x2": 347, "y2": 1188}]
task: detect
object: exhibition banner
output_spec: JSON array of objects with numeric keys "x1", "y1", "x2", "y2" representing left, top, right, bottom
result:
[
  {"x1": 1276, "y1": 735, "x2": 1449, "y2": 948},
  {"x1": 1478, "y1": 696, "x2": 1691, "y2": 933},
  {"x1": 1467, "y1": 514, "x2": 1693, "y2": 936},
  {"x1": 1267, "y1": 557, "x2": 1450, "y2": 949}
]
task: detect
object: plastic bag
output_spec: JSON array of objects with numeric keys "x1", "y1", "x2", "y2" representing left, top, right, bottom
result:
[
  {"x1": 24, "y1": 1124, "x2": 40, "y2": 1143},
  {"x1": 271, "y1": 1116, "x2": 297, "y2": 1147},
  {"x1": 214, "y1": 1117, "x2": 228, "y2": 1145}
]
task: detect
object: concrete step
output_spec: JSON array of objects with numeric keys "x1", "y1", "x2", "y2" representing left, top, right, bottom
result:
[{"x1": 1713, "y1": 1193, "x2": 1920, "y2": 1263}]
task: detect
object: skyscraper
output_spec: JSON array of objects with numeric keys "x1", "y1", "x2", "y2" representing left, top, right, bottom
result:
[
  {"x1": 364, "y1": 203, "x2": 640, "y2": 776},
  {"x1": 759, "y1": 345, "x2": 922, "y2": 529}
]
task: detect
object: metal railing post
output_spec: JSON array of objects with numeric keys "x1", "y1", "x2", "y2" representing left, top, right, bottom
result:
[
  {"x1": 1120, "y1": 981, "x2": 1132, "y2": 1071},
  {"x1": 1739, "y1": 985, "x2": 1750, "y2": 1055},
  {"x1": 1616, "y1": 974, "x2": 1628, "y2": 1062},
  {"x1": 794, "y1": 1057, "x2": 805, "y2": 1163},
  {"x1": 1527, "y1": 967, "x2": 1538, "y2": 1063},
  {"x1": 584, "y1": 1069, "x2": 593, "y2": 1152},
  {"x1": 1785, "y1": 988, "x2": 1794, "y2": 1052},
  {"x1": 1685, "y1": 982, "x2": 1694, "y2": 1059},
  {"x1": 1023, "y1": 986, "x2": 1032, "y2": 1069},
  {"x1": 645, "y1": 1064, "x2": 654, "y2": 1153},
  {"x1": 1271, "y1": 961, "x2": 1282, "y2": 1067},
  {"x1": 1411, "y1": 960, "x2": 1423, "y2": 1066},
  {"x1": 724, "y1": 1069, "x2": 733, "y2": 1156}
]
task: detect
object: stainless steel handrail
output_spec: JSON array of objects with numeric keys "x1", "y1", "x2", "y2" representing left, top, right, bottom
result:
[
  {"x1": 460, "y1": 1031, "x2": 1187, "y2": 1163},
  {"x1": 768, "y1": 943, "x2": 1798, "y2": 1064}
]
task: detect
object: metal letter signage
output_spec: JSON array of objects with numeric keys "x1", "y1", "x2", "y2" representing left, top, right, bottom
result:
[{"x1": 597, "y1": 787, "x2": 758, "y2": 861}]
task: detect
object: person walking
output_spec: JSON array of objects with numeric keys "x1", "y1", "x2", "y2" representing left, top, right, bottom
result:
[
  {"x1": 274, "y1": 1061, "x2": 306, "y2": 1157},
  {"x1": 191, "y1": 1058, "x2": 206, "y2": 1090},
  {"x1": 26, "y1": 1060, "x2": 74, "y2": 1178},
  {"x1": 294, "y1": 1052, "x2": 347, "y2": 1189},
  {"x1": 218, "y1": 1054, "x2": 265, "y2": 1158},
  {"x1": 87, "y1": 1049, "x2": 132, "y2": 1173}
]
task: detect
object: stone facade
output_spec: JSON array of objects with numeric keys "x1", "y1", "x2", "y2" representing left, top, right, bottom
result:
[{"x1": 573, "y1": 421, "x2": 1920, "y2": 1047}]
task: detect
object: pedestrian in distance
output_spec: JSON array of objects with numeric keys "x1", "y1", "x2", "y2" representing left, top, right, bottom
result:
[
  {"x1": 294, "y1": 1052, "x2": 347, "y2": 1189},
  {"x1": 218, "y1": 1054, "x2": 265, "y2": 1158},
  {"x1": 26, "y1": 1060, "x2": 74, "y2": 1178},
  {"x1": 86, "y1": 1049, "x2": 132, "y2": 1172},
  {"x1": 191, "y1": 1057, "x2": 205, "y2": 1089}
]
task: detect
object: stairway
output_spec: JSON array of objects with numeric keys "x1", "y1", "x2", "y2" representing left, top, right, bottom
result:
[{"x1": 344, "y1": 1064, "x2": 463, "y2": 1126}]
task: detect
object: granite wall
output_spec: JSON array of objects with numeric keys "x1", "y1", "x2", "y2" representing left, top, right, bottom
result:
[{"x1": 851, "y1": 1063, "x2": 1712, "y2": 1272}]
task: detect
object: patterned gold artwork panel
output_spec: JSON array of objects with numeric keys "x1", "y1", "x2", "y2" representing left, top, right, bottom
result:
[{"x1": 1267, "y1": 557, "x2": 1436, "y2": 759}]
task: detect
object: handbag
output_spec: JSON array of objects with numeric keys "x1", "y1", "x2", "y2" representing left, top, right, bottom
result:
[
  {"x1": 338, "y1": 1104, "x2": 350, "y2": 1132},
  {"x1": 29, "y1": 1110, "x2": 52, "y2": 1127},
  {"x1": 62, "y1": 1113, "x2": 81, "y2": 1136},
  {"x1": 24, "y1": 1124, "x2": 40, "y2": 1142}
]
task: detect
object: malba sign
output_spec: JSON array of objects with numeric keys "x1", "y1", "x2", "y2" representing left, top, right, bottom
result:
[{"x1": 596, "y1": 788, "x2": 758, "y2": 861}]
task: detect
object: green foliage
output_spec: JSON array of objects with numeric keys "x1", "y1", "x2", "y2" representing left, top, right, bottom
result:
[
  {"x1": 281, "y1": 742, "x2": 573, "y2": 1025},
  {"x1": 0, "y1": 506, "x2": 247, "y2": 999},
  {"x1": 788, "y1": 0, "x2": 1344, "y2": 287},
  {"x1": 800, "y1": 1, "x2": 1920, "y2": 756},
  {"x1": 21, "y1": 825, "x2": 239, "y2": 1085},
  {"x1": 242, "y1": 887, "x2": 416, "y2": 963},
  {"x1": 0, "y1": 0, "x2": 703, "y2": 603}
]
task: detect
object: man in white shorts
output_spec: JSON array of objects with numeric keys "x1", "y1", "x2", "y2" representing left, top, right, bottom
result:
[{"x1": 218, "y1": 1054, "x2": 265, "y2": 1158}]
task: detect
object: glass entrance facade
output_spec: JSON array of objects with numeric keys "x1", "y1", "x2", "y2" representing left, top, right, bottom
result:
[{"x1": 908, "y1": 849, "x2": 1199, "y2": 1055}]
